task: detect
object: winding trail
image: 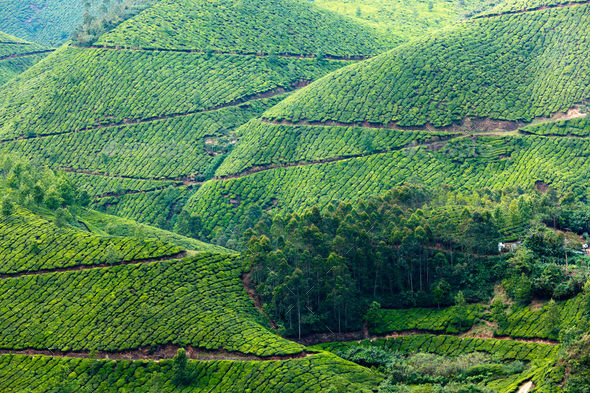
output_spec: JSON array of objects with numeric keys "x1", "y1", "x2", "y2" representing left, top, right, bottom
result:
[
  {"x1": 0, "y1": 344, "x2": 307, "y2": 362},
  {"x1": 89, "y1": 45, "x2": 368, "y2": 61},
  {"x1": 0, "y1": 84, "x2": 303, "y2": 145},
  {"x1": 0, "y1": 251, "x2": 187, "y2": 279},
  {"x1": 0, "y1": 49, "x2": 54, "y2": 61}
]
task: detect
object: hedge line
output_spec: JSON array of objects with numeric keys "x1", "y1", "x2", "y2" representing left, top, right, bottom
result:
[
  {"x1": 0, "y1": 47, "x2": 349, "y2": 141},
  {"x1": 311, "y1": 335, "x2": 560, "y2": 362},
  {"x1": 0, "y1": 253, "x2": 300, "y2": 356},
  {"x1": 0, "y1": 208, "x2": 182, "y2": 274},
  {"x1": 263, "y1": 5, "x2": 590, "y2": 127},
  {"x1": 371, "y1": 306, "x2": 484, "y2": 335},
  {"x1": 476, "y1": 0, "x2": 589, "y2": 17},
  {"x1": 0, "y1": 53, "x2": 48, "y2": 86},
  {"x1": 498, "y1": 296, "x2": 586, "y2": 340},
  {"x1": 521, "y1": 116, "x2": 590, "y2": 137},
  {"x1": 0, "y1": 352, "x2": 378, "y2": 392}
]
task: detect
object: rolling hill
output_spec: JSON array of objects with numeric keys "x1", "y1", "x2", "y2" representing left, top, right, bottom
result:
[
  {"x1": 0, "y1": 30, "x2": 52, "y2": 86},
  {"x1": 184, "y1": 1, "x2": 590, "y2": 237}
]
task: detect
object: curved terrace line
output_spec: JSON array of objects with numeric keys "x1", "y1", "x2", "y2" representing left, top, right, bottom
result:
[
  {"x1": 0, "y1": 345, "x2": 307, "y2": 362},
  {"x1": 0, "y1": 83, "x2": 306, "y2": 144},
  {"x1": 88, "y1": 45, "x2": 369, "y2": 61},
  {"x1": 0, "y1": 49, "x2": 54, "y2": 61},
  {"x1": 0, "y1": 250, "x2": 187, "y2": 279}
]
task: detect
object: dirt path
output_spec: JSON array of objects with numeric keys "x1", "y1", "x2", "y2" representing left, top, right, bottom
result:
[
  {"x1": 0, "y1": 344, "x2": 307, "y2": 362},
  {"x1": 88, "y1": 45, "x2": 367, "y2": 61},
  {"x1": 0, "y1": 49, "x2": 54, "y2": 61},
  {"x1": 0, "y1": 251, "x2": 187, "y2": 279},
  {"x1": 0, "y1": 83, "x2": 306, "y2": 145}
]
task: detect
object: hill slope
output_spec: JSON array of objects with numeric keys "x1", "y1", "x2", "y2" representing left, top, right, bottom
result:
[
  {"x1": 0, "y1": 0, "x2": 84, "y2": 46},
  {"x1": 184, "y1": 1, "x2": 590, "y2": 236},
  {"x1": 0, "y1": 31, "x2": 51, "y2": 86}
]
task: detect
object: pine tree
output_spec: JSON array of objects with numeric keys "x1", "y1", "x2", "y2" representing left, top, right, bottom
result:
[{"x1": 173, "y1": 348, "x2": 189, "y2": 384}]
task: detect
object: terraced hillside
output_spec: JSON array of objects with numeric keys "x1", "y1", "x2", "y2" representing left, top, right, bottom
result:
[
  {"x1": 0, "y1": 0, "x2": 412, "y2": 231},
  {"x1": 0, "y1": 31, "x2": 51, "y2": 86},
  {"x1": 0, "y1": 0, "x2": 85, "y2": 46},
  {"x1": 0, "y1": 207, "x2": 183, "y2": 275},
  {"x1": 184, "y1": 1, "x2": 590, "y2": 237}
]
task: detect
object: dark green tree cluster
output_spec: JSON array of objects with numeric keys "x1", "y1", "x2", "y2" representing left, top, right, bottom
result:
[
  {"x1": 0, "y1": 155, "x2": 90, "y2": 214},
  {"x1": 242, "y1": 185, "x2": 508, "y2": 337}
]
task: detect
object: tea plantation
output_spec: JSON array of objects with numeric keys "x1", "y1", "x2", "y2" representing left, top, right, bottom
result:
[
  {"x1": 0, "y1": 96, "x2": 284, "y2": 180},
  {"x1": 0, "y1": 253, "x2": 303, "y2": 356},
  {"x1": 187, "y1": 134, "x2": 590, "y2": 236},
  {"x1": 94, "y1": 0, "x2": 398, "y2": 56},
  {"x1": 0, "y1": 32, "x2": 50, "y2": 85},
  {"x1": 0, "y1": 352, "x2": 379, "y2": 392},
  {"x1": 0, "y1": 207, "x2": 182, "y2": 275},
  {"x1": 0, "y1": 0, "x2": 85, "y2": 45},
  {"x1": 263, "y1": 4, "x2": 590, "y2": 127}
]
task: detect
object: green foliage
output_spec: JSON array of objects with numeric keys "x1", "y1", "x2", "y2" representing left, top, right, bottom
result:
[
  {"x1": 373, "y1": 305, "x2": 484, "y2": 335},
  {"x1": 0, "y1": 253, "x2": 303, "y2": 356},
  {"x1": 0, "y1": 352, "x2": 380, "y2": 392},
  {"x1": 0, "y1": 0, "x2": 84, "y2": 45},
  {"x1": 491, "y1": 299, "x2": 508, "y2": 328},
  {"x1": 0, "y1": 207, "x2": 182, "y2": 274},
  {"x1": 0, "y1": 47, "x2": 348, "y2": 141},
  {"x1": 543, "y1": 299, "x2": 561, "y2": 335},
  {"x1": 216, "y1": 120, "x2": 457, "y2": 176},
  {"x1": 172, "y1": 348, "x2": 188, "y2": 385},
  {"x1": 189, "y1": 134, "x2": 590, "y2": 241},
  {"x1": 454, "y1": 291, "x2": 469, "y2": 329},
  {"x1": 0, "y1": 35, "x2": 50, "y2": 85},
  {"x1": 522, "y1": 116, "x2": 590, "y2": 137},
  {"x1": 263, "y1": 5, "x2": 590, "y2": 127},
  {"x1": 1, "y1": 97, "x2": 284, "y2": 181},
  {"x1": 95, "y1": 0, "x2": 398, "y2": 56},
  {"x1": 81, "y1": 209, "x2": 235, "y2": 254}
]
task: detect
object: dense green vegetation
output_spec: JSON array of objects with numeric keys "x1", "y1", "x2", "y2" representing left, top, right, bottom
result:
[
  {"x1": 313, "y1": 335, "x2": 563, "y2": 393},
  {"x1": 0, "y1": 32, "x2": 50, "y2": 85},
  {"x1": 0, "y1": 352, "x2": 379, "y2": 392},
  {"x1": 0, "y1": 0, "x2": 85, "y2": 46},
  {"x1": 521, "y1": 115, "x2": 590, "y2": 137},
  {"x1": 0, "y1": 207, "x2": 182, "y2": 274},
  {"x1": 263, "y1": 5, "x2": 590, "y2": 127},
  {"x1": 0, "y1": 47, "x2": 348, "y2": 141},
  {"x1": 80, "y1": 209, "x2": 234, "y2": 254},
  {"x1": 314, "y1": 0, "x2": 486, "y2": 39},
  {"x1": 0, "y1": 96, "x2": 283, "y2": 180},
  {"x1": 234, "y1": 185, "x2": 590, "y2": 338},
  {"x1": 189, "y1": 134, "x2": 590, "y2": 236},
  {"x1": 0, "y1": 53, "x2": 48, "y2": 86},
  {"x1": 95, "y1": 186, "x2": 189, "y2": 230},
  {"x1": 0, "y1": 253, "x2": 303, "y2": 356},
  {"x1": 475, "y1": 0, "x2": 589, "y2": 17},
  {"x1": 95, "y1": 0, "x2": 398, "y2": 56},
  {"x1": 71, "y1": 173, "x2": 181, "y2": 198},
  {"x1": 216, "y1": 120, "x2": 457, "y2": 176}
]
